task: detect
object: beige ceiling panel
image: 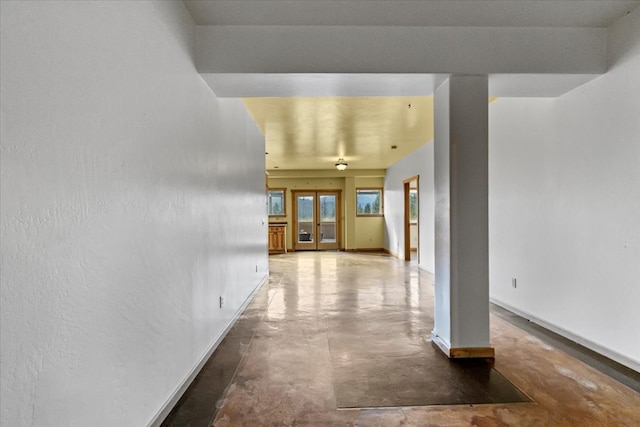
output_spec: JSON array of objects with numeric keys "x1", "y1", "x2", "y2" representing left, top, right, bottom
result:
[{"x1": 244, "y1": 97, "x2": 434, "y2": 171}]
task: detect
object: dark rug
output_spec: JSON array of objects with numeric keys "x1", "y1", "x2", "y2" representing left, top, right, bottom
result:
[{"x1": 331, "y1": 341, "x2": 530, "y2": 408}]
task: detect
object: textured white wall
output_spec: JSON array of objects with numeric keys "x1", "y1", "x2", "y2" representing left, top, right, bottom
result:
[
  {"x1": 489, "y1": 7, "x2": 640, "y2": 370},
  {"x1": 384, "y1": 143, "x2": 435, "y2": 273},
  {"x1": 0, "y1": 2, "x2": 268, "y2": 426}
]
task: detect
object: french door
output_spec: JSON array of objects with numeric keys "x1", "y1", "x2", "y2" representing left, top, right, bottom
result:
[{"x1": 293, "y1": 190, "x2": 341, "y2": 251}]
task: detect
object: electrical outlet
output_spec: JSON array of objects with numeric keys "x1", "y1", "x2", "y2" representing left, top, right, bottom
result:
[
  {"x1": 512, "y1": 278, "x2": 517, "y2": 288},
  {"x1": 219, "y1": 296, "x2": 224, "y2": 308}
]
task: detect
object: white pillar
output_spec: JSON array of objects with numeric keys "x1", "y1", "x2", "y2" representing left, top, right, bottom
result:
[{"x1": 431, "y1": 75, "x2": 494, "y2": 359}]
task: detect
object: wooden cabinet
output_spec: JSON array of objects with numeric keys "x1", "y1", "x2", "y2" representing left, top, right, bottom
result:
[{"x1": 268, "y1": 224, "x2": 287, "y2": 254}]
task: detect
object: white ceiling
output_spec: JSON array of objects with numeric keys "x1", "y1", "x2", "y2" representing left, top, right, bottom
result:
[
  {"x1": 183, "y1": 0, "x2": 639, "y2": 172},
  {"x1": 184, "y1": 1, "x2": 638, "y2": 28},
  {"x1": 189, "y1": 0, "x2": 639, "y2": 99}
]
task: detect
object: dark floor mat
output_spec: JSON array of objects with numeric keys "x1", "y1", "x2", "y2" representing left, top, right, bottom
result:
[{"x1": 331, "y1": 343, "x2": 530, "y2": 408}]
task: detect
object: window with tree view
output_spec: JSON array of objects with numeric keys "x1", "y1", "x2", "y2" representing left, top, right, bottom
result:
[
  {"x1": 268, "y1": 189, "x2": 286, "y2": 216},
  {"x1": 356, "y1": 188, "x2": 383, "y2": 216}
]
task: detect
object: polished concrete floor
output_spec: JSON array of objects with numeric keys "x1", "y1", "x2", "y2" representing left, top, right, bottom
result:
[{"x1": 164, "y1": 251, "x2": 640, "y2": 426}]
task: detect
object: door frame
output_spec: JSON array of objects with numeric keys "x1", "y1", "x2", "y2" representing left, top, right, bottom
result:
[
  {"x1": 403, "y1": 175, "x2": 419, "y2": 261},
  {"x1": 292, "y1": 189, "x2": 342, "y2": 251}
]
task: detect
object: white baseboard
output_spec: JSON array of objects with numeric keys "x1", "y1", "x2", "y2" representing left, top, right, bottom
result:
[
  {"x1": 491, "y1": 298, "x2": 640, "y2": 373},
  {"x1": 418, "y1": 264, "x2": 434, "y2": 275},
  {"x1": 430, "y1": 331, "x2": 450, "y2": 355},
  {"x1": 147, "y1": 273, "x2": 269, "y2": 427}
]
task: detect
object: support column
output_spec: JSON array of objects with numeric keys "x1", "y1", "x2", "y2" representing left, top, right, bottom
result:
[{"x1": 431, "y1": 75, "x2": 494, "y2": 359}]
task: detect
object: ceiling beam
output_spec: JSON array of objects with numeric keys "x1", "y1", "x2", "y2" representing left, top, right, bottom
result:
[{"x1": 196, "y1": 25, "x2": 606, "y2": 75}]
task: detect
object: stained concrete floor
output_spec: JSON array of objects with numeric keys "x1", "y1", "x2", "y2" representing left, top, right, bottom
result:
[{"x1": 164, "y1": 251, "x2": 640, "y2": 426}]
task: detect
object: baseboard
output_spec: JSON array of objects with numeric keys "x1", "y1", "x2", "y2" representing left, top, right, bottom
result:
[
  {"x1": 418, "y1": 264, "x2": 434, "y2": 275},
  {"x1": 383, "y1": 248, "x2": 400, "y2": 258},
  {"x1": 491, "y1": 298, "x2": 640, "y2": 373},
  {"x1": 147, "y1": 273, "x2": 269, "y2": 427},
  {"x1": 345, "y1": 248, "x2": 386, "y2": 253}
]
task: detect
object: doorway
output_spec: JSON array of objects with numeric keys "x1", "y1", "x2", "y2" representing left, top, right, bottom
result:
[
  {"x1": 403, "y1": 176, "x2": 419, "y2": 261},
  {"x1": 292, "y1": 190, "x2": 341, "y2": 251}
]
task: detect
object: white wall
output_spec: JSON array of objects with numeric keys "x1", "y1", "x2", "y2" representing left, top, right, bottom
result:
[
  {"x1": 0, "y1": 2, "x2": 268, "y2": 426},
  {"x1": 489, "y1": 7, "x2": 640, "y2": 370},
  {"x1": 384, "y1": 143, "x2": 435, "y2": 273}
]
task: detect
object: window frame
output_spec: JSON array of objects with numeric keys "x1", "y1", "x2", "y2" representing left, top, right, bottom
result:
[
  {"x1": 267, "y1": 188, "x2": 287, "y2": 217},
  {"x1": 355, "y1": 187, "x2": 384, "y2": 217}
]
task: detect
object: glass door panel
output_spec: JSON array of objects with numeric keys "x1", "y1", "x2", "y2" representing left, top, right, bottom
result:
[
  {"x1": 295, "y1": 194, "x2": 316, "y2": 250},
  {"x1": 317, "y1": 193, "x2": 338, "y2": 249}
]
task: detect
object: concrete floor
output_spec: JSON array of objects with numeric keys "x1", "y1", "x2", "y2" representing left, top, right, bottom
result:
[{"x1": 164, "y1": 251, "x2": 640, "y2": 426}]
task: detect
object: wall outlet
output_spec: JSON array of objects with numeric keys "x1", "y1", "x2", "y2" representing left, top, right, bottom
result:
[
  {"x1": 512, "y1": 278, "x2": 517, "y2": 288},
  {"x1": 219, "y1": 296, "x2": 224, "y2": 308}
]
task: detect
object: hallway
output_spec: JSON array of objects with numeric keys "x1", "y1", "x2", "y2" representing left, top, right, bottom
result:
[{"x1": 165, "y1": 252, "x2": 640, "y2": 426}]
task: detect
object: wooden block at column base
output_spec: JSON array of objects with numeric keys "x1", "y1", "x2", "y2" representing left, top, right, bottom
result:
[
  {"x1": 430, "y1": 332, "x2": 495, "y2": 360},
  {"x1": 449, "y1": 347, "x2": 495, "y2": 359}
]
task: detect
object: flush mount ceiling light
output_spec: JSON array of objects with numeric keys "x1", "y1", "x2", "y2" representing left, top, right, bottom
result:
[{"x1": 335, "y1": 158, "x2": 348, "y2": 171}]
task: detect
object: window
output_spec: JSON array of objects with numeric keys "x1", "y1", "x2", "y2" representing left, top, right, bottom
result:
[
  {"x1": 409, "y1": 189, "x2": 418, "y2": 223},
  {"x1": 267, "y1": 188, "x2": 286, "y2": 216},
  {"x1": 356, "y1": 188, "x2": 383, "y2": 216}
]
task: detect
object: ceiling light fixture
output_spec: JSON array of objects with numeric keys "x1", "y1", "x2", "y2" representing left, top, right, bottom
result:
[{"x1": 335, "y1": 158, "x2": 348, "y2": 171}]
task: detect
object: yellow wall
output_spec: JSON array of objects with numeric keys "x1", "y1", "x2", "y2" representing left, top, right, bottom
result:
[
  {"x1": 268, "y1": 174, "x2": 385, "y2": 251},
  {"x1": 354, "y1": 177, "x2": 385, "y2": 249}
]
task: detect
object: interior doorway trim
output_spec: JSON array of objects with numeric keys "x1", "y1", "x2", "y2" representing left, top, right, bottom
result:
[{"x1": 403, "y1": 175, "x2": 419, "y2": 261}]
